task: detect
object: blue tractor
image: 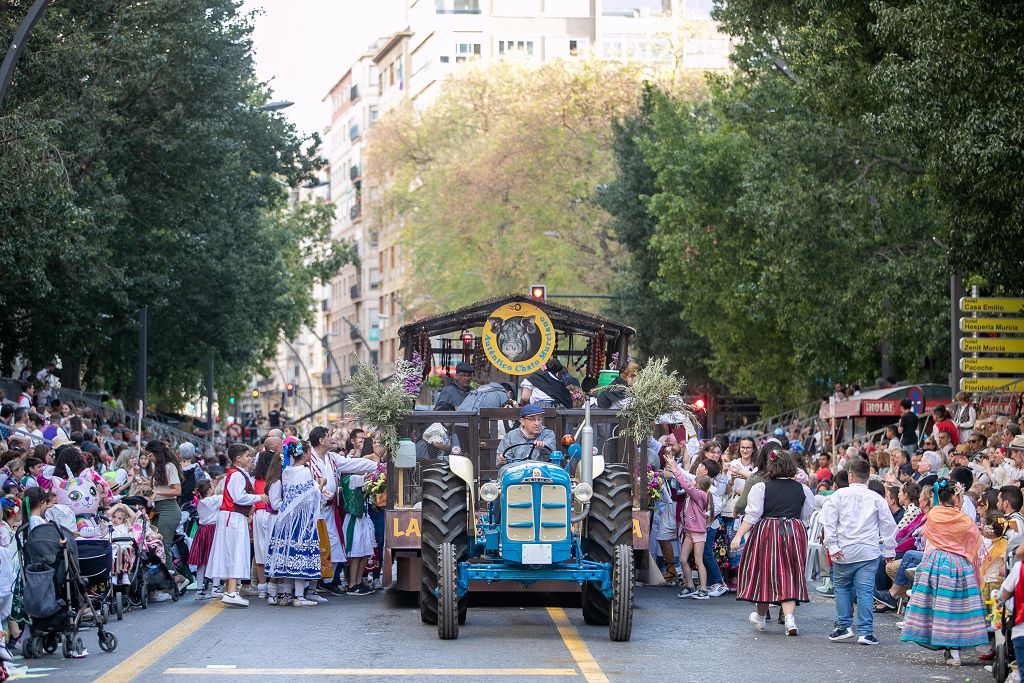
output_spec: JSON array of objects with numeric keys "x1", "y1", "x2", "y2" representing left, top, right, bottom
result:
[{"x1": 419, "y1": 404, "x2": 635, "y2": 640}]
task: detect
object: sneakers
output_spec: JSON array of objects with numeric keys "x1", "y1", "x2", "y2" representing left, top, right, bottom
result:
[
  {"x1": 319, "y1": 582, "x2": 345, "y2": 596},
  {"x1": 239, "y1": 583, "x2": 260, "y2": 596},
  {"x1": 707, "y1": 583, "x2": 728, "y2": 597},
  {"x1": 828, "y1": 626, "x2": 855, "y2": 642},
  {"x1": 895, "y1": 620, "x2": 905, "y2": 630},
  {"x1": 149, "y1": 590, "x2": 172, "y2": 603},
  {"x1": 347, "y1": 584, "x2": 374, "y2": 596},
  {"x1": 195, "y1": 590, "x2": 211, "y2": 601},
  {"x1": 373, "y1": 577, "x2": 383, "y2": 590},
  {"x1": 944, "y1": 649, "x2": 962, "y2": 667},
  {"x1": 293, "y1": 597, "x2": 317, "y2": 607},
  {"x1": 748, "y1": 611, "x2": 766, "y2": 632},
  {"x1": 266, "y1": 595, "x2": 278, "y2": 605},
  {"x1": 858, "y1": 634, "x2": 879, "y2": 646},
  {"x1": 676, "y1": 586, "x2": 695, "y2": 599},
  {"x1": 211, "y1": 586, "x2": 224, "y2": 598},
  {"x1": 174, "y1": 573, "x2": 190, "y2": 590},
  {"x1": 873, "y1": 590, "x2": 898, "y2": 610},
  {"x1": 221, "y1": 592, "x2": 249, "y2": 607},
  {"x1": 257, "y1": 583, "x2": 268, "y2": 599},
  {"x1": 784, "y1": 614, "x2": 798, "y2": 636},
  {"x1": 815, "y1": 580, "x2": 835, "y2": 597},
  {"x1": 305, "y1": 592, "x2": 328, "y2": 604},
  {"x1": 691, "y1": 589, "x2": 710, "y2": 600}
]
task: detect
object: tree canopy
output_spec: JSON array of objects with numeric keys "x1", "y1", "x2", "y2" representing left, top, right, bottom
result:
[{"x1": 0, "y1": 0, "x2": 352, "y2": 406}]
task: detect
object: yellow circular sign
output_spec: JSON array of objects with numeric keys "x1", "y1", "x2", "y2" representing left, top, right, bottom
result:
[{"x1": 482, "y1": 302, "x2": 555, "y2": 375}]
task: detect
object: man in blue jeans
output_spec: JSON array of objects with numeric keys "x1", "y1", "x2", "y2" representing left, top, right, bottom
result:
[{"x1": 821, "y1": 459, "x2": 898, "y2": 645}]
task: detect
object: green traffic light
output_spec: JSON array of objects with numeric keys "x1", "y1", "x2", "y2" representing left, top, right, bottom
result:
[{"x1": 229, "y1": 396, "x2": 236, "y2": 404}]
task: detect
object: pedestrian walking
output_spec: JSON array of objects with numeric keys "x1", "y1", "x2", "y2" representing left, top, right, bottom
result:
[
  {"x1": 820, "y1": 459, "x2": 898, "y2": 645},
  {"x1": 900, "y1": 478, "x2": 988, "y2": 666},
  {"x1": 730, "y1": 444, "x2": 814, "y2": 635}
]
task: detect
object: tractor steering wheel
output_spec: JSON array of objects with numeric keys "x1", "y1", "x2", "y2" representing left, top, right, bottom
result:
[{"x1": 499, "y1": 441, "x2": 552, "y2": 465}]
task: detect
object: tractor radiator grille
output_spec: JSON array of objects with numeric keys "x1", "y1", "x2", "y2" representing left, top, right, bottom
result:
[
  {"x1": 539, "y1": 485, "x2": 568, "y2": 542},
  {"x1": 505, "y1": 484, "x2": 534, "y2": 541}
]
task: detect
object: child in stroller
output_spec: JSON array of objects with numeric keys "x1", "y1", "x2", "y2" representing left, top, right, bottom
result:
[
  {"x1": 16, "y1": 519, "x2": 117, "y2": 659},
  {"x1": 120, "y1": 496, "x2": 183, "y2": 605}
]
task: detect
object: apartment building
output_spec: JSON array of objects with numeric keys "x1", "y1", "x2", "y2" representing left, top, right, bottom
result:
[{"x1": 318, "y1": 44, "x2": 388, "y2": 392}]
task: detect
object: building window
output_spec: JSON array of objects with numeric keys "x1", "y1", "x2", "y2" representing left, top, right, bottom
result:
[
  {"x1": 569, "y1": 39, "x2": 579, "y2": 56},
  {"x1": 369, "y1": 106, "x2": 379, "y2": 125},
  {"x1": 498, "y1": 39, "x2": 535, "y2": 56},
  {"x1": 455, "y1": 42, "x2": 481, "y2": 63},
  {"x1": 435, "y1": 0, "x2": 481, "y2": 13},
  {"x1": 601, "y1": 0, "x2": 671, "y2": 18},
  {"x1": 440, "y1": 55, "x2": 450, "y2": 63},
  {"x1": 397, "y1": 59, "x2": 404, "y2": 90}
]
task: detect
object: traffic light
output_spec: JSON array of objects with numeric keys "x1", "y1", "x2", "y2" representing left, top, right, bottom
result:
[
  {"x1": 693, "y1": 397, "x2": 706, "y2": 411},
  {"x1": 530, "y1": 283, "x2": 547, "y2": 301},
  {"x1": 285, "y1": 383, "x2": 295, "y2": 397},
  {"x1": 251, "y1": 389, "x2": 260, "y2": 399},
  {"x1": 228, "y1": 396, "x2": 236, "y2": 405}
]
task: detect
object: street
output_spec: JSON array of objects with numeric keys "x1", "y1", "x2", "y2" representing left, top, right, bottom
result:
[{"x1": 10, "y1": 585, "x2": 980, "y2": 682}]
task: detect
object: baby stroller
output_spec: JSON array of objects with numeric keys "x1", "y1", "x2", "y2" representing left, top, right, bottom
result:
[
  {"x1": 15, "y1": 521, "x2": 117, "y2": 658},
  {"x1": 120, "y1": 496, "x2": 182, "y2": 607}
]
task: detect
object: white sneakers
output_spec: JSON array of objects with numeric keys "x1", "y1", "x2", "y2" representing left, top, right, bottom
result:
[
  {"x1": 195, "y1": 590, "x2": 211, "y2": 601},
  {"x1": 305, "y1": 592, "x2": 328, "y2": 604},
  {"x1": 293, "y1": 597, "x2": 318, "y2": 607},
  {"x1": 748, "y1": 611, "x2": 767, "y2": 632},
  {"x1": 784, "y1": 614, "x2": 798, "y2": 636},
  {"x1": 707, "y1": 583, "x2": 728, "y2": 597},
  {"x1": 221, "y1": 592, "x2": 249, "y2": 607}
]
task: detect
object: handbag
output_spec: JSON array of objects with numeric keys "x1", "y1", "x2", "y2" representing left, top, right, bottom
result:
[{"x1": 315, "y1": 519, "x2": 333, "y2": 579}]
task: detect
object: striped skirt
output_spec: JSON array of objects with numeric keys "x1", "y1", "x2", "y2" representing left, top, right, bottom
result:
[
  {"x1": 736, "y1": 517, "x2": 809, "y2": 604},
  {"x1": 901, "y1": 549, "x2": 988, "y2": 650}
]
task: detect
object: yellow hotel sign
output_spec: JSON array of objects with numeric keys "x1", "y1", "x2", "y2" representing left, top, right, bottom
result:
[
  {"x1": 960, "y1": 378, "x2": 1024, "y2": 393},
  {"x1": 960, "y1": 358, "x2": 1024, "y2": 374},
  {"x1": 960, "y1": 297, "x2": 1024, "y2": 315},
  {"x1": 961, "y1": 337, "x2": 1024, "y2": 354},
  {"x1": 959, "y1": 317, "x2": 1024, "y2": 334}
]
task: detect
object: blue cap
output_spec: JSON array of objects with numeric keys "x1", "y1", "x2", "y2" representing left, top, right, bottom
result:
[
  {"x1": 520, "y1": 404, "x2": 545, "y2": 418},
  {"x1": 773, "y1": 427, "x2": 786, "y2": 437}
]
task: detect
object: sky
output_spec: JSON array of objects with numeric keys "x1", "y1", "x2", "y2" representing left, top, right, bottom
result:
[{"x1": 242, "y1": 1, "x2": 404, "y2": 136}]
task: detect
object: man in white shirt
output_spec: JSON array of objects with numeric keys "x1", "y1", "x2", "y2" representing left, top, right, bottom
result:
[{"x1": 821, "y1": 459, "x2": 898, "y2": 646}]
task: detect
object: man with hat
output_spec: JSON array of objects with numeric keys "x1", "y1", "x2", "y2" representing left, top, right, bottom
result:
[
  {"x1": 434, "y1": 362, "x2": 474, "y2": 409},
  {"x1": 496, "y1": 404, "x2": 556, "y2": 466}
]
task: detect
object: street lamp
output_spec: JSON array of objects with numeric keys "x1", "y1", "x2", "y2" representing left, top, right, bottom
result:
[{"x1": 258, "y1": 100, "x2": 294, "y2": 112}]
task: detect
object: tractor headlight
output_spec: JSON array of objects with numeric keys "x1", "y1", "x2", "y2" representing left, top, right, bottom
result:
[
  {"x1": 573, "y1": 482, "x2": 593, "y2": 503},
  {"x1": 480, "y1": 481, "x2": 500, "y2": 502}
]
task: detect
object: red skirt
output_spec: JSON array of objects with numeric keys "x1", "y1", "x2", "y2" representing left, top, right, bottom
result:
[
  {"x1": 736, "y1": 517, "x2": 808, "y2": 604},
  {"x1": 188, "y1": 523, "x2": 217, "y2": 567}
]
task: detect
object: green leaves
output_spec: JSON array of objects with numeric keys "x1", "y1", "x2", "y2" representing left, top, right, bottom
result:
[{"x1": 0, "y1": 0, "x2": 351, "y2": 405}]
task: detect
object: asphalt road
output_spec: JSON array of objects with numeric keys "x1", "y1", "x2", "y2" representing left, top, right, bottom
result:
[{"x1": 6, "y1": 585, "x2": 984, "y2": 682}]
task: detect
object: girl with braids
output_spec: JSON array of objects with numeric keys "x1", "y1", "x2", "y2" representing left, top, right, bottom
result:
[
  {"x1": 206, "y1": 444, "x2": 266, "y2": 607},
  {"x1": 901, "y1": 478, "x2": 987, "y2": 666},
  {"x1": 148, "y1": 440, "x2": 185, "y2": 585},
  {"x1": 730, "y1": 445, "x2": 814, "y2": 636},
  {"x1": 265, "y1": 438, "x2": 323, "y2": 607}
]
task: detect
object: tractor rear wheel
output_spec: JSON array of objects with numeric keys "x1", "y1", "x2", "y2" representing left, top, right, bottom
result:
[
  {"x1": 608, "y1": 544, "x2": 634, "y2": 641},
  {"x1": 581, "y1": 464, "x2": 632, "y2": 625},
  {"x1": 437, "y1": 542, "x2": 460, "y2": 640},
  {"x1": 420, "y1": 465, "x2": 469, "y2": 626}
]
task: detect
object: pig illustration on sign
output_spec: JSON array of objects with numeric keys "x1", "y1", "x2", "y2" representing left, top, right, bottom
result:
[{"x1": 487, "y1": 315, "x2": 541, "y2": 362}]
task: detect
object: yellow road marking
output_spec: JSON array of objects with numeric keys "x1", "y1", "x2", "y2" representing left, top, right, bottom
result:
[
  {"x1": 95, "y1": 602, "x2": 224, "y2": 683},
  {"x1": 164, "y1": 668, "x2": 579, "y2": 677},
  {"x1": 546, "y1": 607, "x2": 608, "y2": 683}
]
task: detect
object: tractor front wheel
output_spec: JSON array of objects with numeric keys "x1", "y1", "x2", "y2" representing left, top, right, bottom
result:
[
  {"x1": 437, "y1": 542, "x2": 460, "y2": 640},
  {"x1": 608, "y1": 544, "x2": 634, "y2": 641},
  {"x1": 420, "y1": 465, "x2": 469, "y2": 626},
  {"x1": 581, "y1": 464, "x2": 632, "y2": 625}
]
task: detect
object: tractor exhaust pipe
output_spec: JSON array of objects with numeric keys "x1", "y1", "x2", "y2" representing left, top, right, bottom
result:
[{"x1": 580, "y1": 400, "x2": 594, "y2": 488}]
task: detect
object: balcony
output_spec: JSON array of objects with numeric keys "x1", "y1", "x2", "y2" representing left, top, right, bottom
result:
[
  {"x1": 349, "y1": 125, "x2": 360, "y2": 141},
  {"x1": 350, "y1": 203, "x2": 361, "y2": 220},
  {"x1": 350, "y1": 326, "x2": 361, "y2": 342},
  {"x1": 350, "y1": 84, "x2": 360, "y2": 101},
  {"x1": 350, "y1": 284, "x2": 362, "y2": 301},
  {"x1": 350, "y1": 165, "x2": 361, "y2": 181}
]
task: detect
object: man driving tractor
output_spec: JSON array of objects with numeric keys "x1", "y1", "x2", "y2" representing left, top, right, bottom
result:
[{"x1": 496, "y1": 404, "x2": 557, "y2": 466}]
